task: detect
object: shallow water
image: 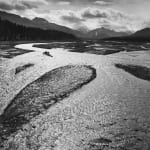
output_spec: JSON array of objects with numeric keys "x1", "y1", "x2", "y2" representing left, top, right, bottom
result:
[
  {"x1": 34, "y1": 41, "x2": 150, "y2": 55},
  {"x1": 0, "y1": 43, "x2": 33, "y2": 58},
  {"x1": 1, "y1": 41, "x2": 150, "y2": 58}
]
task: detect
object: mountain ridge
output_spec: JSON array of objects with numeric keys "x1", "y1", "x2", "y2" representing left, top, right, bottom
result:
[
  {"x1": 0, "y1": 10, "x2": 81, "y2": 36},
  {"x1": 0, "y1": 17, "x2": 77, "y2": 41},
  {"x1": 0, "y1": 10, "x2": 133, "y2": 40},
  {"x1": 105, "y1": 28, "x2": 150, "y2": 42},
  {"x1": 84, "y1": 27, "x2": 130, "y2": 39}
]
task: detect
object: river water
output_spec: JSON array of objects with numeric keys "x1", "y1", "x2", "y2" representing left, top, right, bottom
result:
[{"x1": 34, "y1": 41, "x2": 150, "y2": 55}]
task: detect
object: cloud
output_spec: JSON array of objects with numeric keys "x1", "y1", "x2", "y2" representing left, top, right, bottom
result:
[
  {"x1": 59, "y1": 7, "x2": 145, "y2": 32},
  {"x1": 45, "y1": 0, "x2": 115, "y2": 6},
  {"x1": 0, "y1": 0, "x2": 47, "y2": 12},
  {"x1": 61, "y1": 11, "x2": 88, "y2": 30},
  {"x1": 21, "y1": 1, "x2": 39, "y2": 9},
  {"x1": 0, "y1": 2, "x2": 13, "y2": 10},
  {"x1": 0, "y1": 0, "x2": 149, "y2": 32},
  {"x1": 94, "y1": 0, "x2": 113, "y2": 6},
  {"x1": 82, "y1": 9, "x2": 107, "y2": 18},
  {"x1": 61, "y1": 13, "x2": 85, "y2": 24},
  {"x1": 82, "y1": 8, "x2": 125, "y2": 20},
  {"x1": 57, "y1": 1, "x2": 70, "y2": 5},
  {"x1": 0, "y1": 2, "x2": 26, "y2": 11}
]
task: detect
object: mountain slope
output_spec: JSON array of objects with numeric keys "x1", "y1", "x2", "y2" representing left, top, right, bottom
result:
[
  {"x1": 105, "y1": 28, "x2": 150, "y2": 42},
  {"x1": 0, "y1": 11, "x2": 82, "y2": 38},
  {"x1": 131, "y1": 28, "x2": 150, "y2": 38},
  {"x1": 0, "y1": 11, "x2": 35, "y2": 27},
  {"x1": 0, "y1": 18, "x2": 77, "y2": 41},
  {"x1": 32, "y1": 17, "x2": 85, "y2": 38},
  {"x1": 32, "y1": 17, "x2": 76, "y2": 34},
  {"x1": 85, "y1": 27, "x2": 129, "y2": 39}
]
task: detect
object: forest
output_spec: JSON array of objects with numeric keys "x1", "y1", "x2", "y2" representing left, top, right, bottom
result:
[{"x1": 0, "y1": 18, "x2": 77, "y2": 41}]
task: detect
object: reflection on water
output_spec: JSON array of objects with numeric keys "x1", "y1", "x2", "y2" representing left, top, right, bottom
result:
[
  {"x1": 34, "y1": 41, "x2": 150, "y2": 55},
  {"x1": 0, "y1": 43, "x2": 33, "y2": 58}
]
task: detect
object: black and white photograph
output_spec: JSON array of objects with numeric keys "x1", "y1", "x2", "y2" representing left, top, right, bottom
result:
[{"x1": 0, "y1": 0, "x2": 150, "y2": 149}]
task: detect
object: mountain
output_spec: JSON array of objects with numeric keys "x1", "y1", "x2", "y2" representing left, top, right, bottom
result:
[
  {"x1": 0, "y1": 18, "x2": 77, "y2": 41},
  {"x1": 105, "y1": 28, "x2": 150, "y2": 42},
  {"x1": 32, "y1": 17, "x2": 74, "y2": 33},
  {"x1": 0, "y1": 11, "x2": 35, "y2": 27},
  {"x1": 32, "y1": 17, "x2": 85, "y2": 38},
  {"x1": 85, "y1": 27, "x2": 130, "y2": 39},
  {"x1": 131, "y1": 28, "x2": 150, "y2": 38},
  {"x1": 0, "y1": 11, "x2": 82, "y2": 38},
  {"x1": 0, "y1": 10, "x2": 130, "y2": 40}
]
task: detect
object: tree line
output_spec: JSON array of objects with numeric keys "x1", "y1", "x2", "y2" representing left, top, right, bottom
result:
[{"x1": 0, "y1": 18, "x2": 77, "y2": 41}]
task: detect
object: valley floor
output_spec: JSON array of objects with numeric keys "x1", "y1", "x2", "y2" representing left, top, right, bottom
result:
[{"x1": 0, "y1": 43, "x2": 150, "y2": 149}]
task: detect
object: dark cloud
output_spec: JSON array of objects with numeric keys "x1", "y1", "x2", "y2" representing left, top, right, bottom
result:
[
  {"x1": 0, "y1": 1, "x2": 41, "y2": 11},
  {"x1": 0, "y1": 2, "x2": 26, "y2": 11},
  {"x1": 46, "y1": 0, "x2": 115, "y2": 5},
  {"x1": 61, "y1": 14, "x2": 85, "y2": 23},
  {"x1": 21, "y1": 1, "x2": 41, "y2": 9},
  {"x1": 0, "y1": 2, "x2": 13, "y2": 10},
  {"x1": 96, "y1": 0, "x2": 115, "y2": 2},
  {"x1": 14, "y1": 4, "x2": 26, "y2": 11},
  {"x1": 46, "y1": 0, "x2": 71, "y2": 3},
  {"x1": 82, "y1": 10, "x2": 107, "y2": 19}
]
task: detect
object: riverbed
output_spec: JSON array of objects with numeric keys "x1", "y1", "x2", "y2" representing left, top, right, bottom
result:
[{"x1": 0, "y1": 42, "x2": 150, "y2": 150}]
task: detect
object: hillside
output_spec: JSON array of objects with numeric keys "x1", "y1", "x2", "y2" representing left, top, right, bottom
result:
[
  {"x1": 105, "y1": 28, "x2": 150, "y2": 42},
  {"x1": 85, "y1": 27, "x2": 129, "y2": 39},
  {"x1": 0, "y1": 11, "x2": 82, "y2": 38},
  {"x1": 131, "y1": 28, "x2": 150, "y2": 38},
  {"x1": 0, "y1": 18, "x2": 77, "y2": 41}
]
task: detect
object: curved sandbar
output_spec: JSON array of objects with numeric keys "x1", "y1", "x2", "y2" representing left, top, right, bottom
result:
[{"x1": 0, "y1": 65, "x2": 96, "y2": 145}]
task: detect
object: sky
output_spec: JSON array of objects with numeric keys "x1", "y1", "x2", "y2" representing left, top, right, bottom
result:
[{"x1": 0, "y1": 0, "x2": 150, "y2": 32}]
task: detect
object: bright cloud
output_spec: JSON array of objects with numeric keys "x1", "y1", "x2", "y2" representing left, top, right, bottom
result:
[
  {"x1": 60, "y1": 8, "x2": 147, "y2": 32},
  {"x1": 57, "y1": 1, "x2": 70, "y2": 5},
  {"x1": 94, "y1": 1, "x2": 112, "y2": 6}
]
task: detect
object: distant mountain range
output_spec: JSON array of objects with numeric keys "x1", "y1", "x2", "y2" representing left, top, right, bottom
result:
[
  {"x1": 84, "y1": 27, "x2": 130, "y2": 39},
  {"x1": 131, "y1": 28, "x2": 150, "y2": 39},
  {"x1": 105, "y1": 28, "x2": 150, "y2": 42},
  {"x1": 1, "y1": 10, "x2": 149, "y2": 41}
]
